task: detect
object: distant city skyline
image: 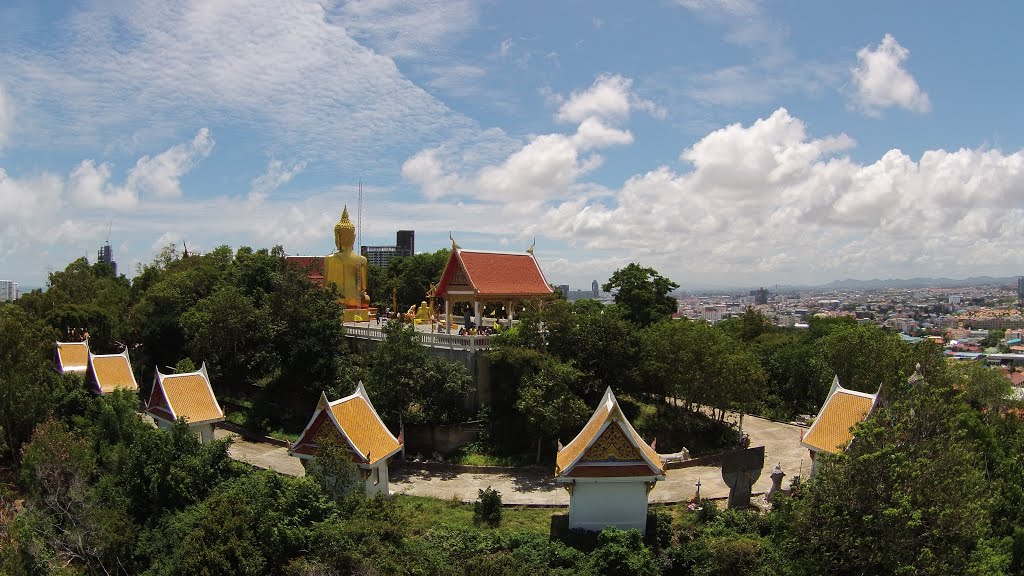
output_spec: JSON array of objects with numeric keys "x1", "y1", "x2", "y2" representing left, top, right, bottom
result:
[{"x1": 2, "y1": 2, "x2": 1024, "y2": 288}]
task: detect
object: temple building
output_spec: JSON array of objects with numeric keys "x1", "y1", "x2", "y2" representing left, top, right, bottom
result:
[
  {"x1": 800, "y1": 376, "x2": 879, "y2": 477},
  {"x1": 555, "y1": 388, "x2": 666, "y2": 534},
  {"x1": 87, "y1": 348, "x2": 138, "y2": 395},
  {"x1": 55, "y1": 339, "x2": 90, "y2": 375},
  {"x1": 434, "y1": 243, "x2": 553, "y2": 332},
  {"x1": 289, "y1": 383, "x2": 402, "y2": 497},
  {"x1": 145, "y1": 363, "x2": 225, "y2": 444}
]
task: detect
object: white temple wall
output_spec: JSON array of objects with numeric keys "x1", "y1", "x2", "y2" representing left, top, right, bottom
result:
[
  {"x1": 363, "y1": 461, "x2": 390, "y2": 497},
  {"x1": 568, "y1": 480, "x2": 649, "y2": 534},
  {"x1": 193, "y1": 423, "x2": 216, "y2": 444}
]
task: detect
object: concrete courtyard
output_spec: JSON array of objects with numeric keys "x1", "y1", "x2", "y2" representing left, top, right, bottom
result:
[{"x1": 216, "y1": 412, "x2": 809, "y2": 506}]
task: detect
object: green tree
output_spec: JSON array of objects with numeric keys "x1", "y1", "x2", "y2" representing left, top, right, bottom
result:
[
  {"x1": 784, "y1": 369, "x2": 993, "y2": 576},
  {"x1": 0, "y1": 306, "x2": 62, "y2": 460},
  {"x1": 365, "y1": 322, "x2": 472, "y2": 425},
  {"x1": 180, "y1": 285, "x2": 279, "y2": 387},
  {"x1": 139, "y1": 472, "x2": 335, "y2": 576},
  {"x1": 514, "y1": 359, "x2": 589, "y2": 463},
  {"x1": 602, "y1": 263, "x2": 679, "y2": 327},
  {"x1": 812, "y1": 323, "x2": 909, "y2": 396},
  {"x1": 641, "y1": 319, "x2": 764, "y2": 416},
  {"x1": 374, "y1": 248, "x2": 450, "y2": 311},
  {"x1": 545, "y1": 302, "x2": 642, "y2": 400},
  {"x1": 718, "y1": 307, "x2": 775, "y2": 343}
]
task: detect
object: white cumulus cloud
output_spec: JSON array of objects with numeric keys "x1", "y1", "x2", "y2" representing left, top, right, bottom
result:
[
  {"x1": 66, "y1": 128, "x2": 214, "y2": 209},
  {"x1": 402, "y1": 105, "x2": 1024, "y2": 285},
  {"x1": 555, "y1": 75, "x2": 664, "y2": 124},
  {"x1": 851, "y1": 34, "x2": 931, "y2": 116},
  {"x1": 250, "y1": 159, "x2": 307, "y2": 201}
]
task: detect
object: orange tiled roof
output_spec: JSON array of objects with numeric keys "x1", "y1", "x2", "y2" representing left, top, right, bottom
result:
[
  {"x1": 555, "y1": 388, "x2": 664, "y2": 478},
  {"x1": 801, "y1": 377, "x2": 877, "y2": 454},
  {"x1": 147, "y1": 364, "x2": 224, "y2": 425},
  {"x1": 436, "y1": 249, "x2": 553, "y2": 298},
  {"x1": 290, "y1": 383, "x2": 402, "y2": 466},
  {"x1": 89, "y1": 351, "x2": 138, "y2": 394},
  {"x1": 286, "y1": 256, "x2": 325, "y2": 285},
  {"x1": 56, "y1": 341, "x2": 89, "y2": 373}
]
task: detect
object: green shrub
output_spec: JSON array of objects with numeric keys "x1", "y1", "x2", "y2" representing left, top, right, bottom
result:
[{"x1": 474, "y1": 486, "x2": 502, "y2": 527}]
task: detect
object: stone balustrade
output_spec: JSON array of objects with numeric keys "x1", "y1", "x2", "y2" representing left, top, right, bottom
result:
[{"x1": 345, "y1": 325, "x2": 492, "y2": 352}]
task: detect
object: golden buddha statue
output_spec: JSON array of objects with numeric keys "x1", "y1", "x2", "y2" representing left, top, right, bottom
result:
[{"x1": 324, "y1": 206, "x2": 371, "y2": 320}]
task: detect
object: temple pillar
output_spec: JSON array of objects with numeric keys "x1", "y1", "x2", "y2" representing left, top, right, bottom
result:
[
  {"x1": 474, "y1": 301, "x2": 482, "y2": 329},
  {"x1": 445, "y1": 299, "x2": 451, "y2": 334}
]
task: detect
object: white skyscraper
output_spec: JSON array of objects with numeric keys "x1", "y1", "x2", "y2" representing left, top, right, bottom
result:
[{"x1": 0, "y1": 280, "x2": 19, "y2": 302}]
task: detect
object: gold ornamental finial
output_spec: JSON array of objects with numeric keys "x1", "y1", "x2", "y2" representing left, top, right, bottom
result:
[
  {"x1": 527, "y1": 237, "x2": 536, "y2": 254},
  {"x1": 449, "y1": 231, "x2": 460, "y2": 250}
]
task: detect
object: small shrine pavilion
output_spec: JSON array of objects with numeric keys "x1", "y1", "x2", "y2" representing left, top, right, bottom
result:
[
  {"x1": 55, "y1": 339, "x2": 89, "y2": 375},
  {"x1": 145, "y1": 363, "x2": 225, "y2": 444},
  {"x1": 555, "y1": 388, "x2": 665, "y2": 534},
  {"x1": 434, "y1": 243, "x2": 553, "y2": 332},
  {"x1": 800, "y1": 376, "x2": 879, "y2": 477},
  {"x1": 289, "y1": 383, "x2": 402, "y2": 497},
  {"x1": 87, "y1": 348, "x2": 139, "y2": 395}
]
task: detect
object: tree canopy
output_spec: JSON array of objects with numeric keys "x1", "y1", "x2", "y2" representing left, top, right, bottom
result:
[{"x1": 602, "y1": 263, "x2": 679, "y2": 327}]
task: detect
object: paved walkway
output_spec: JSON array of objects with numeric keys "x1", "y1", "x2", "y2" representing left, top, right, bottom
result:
[
  {"x1": 214, "y1": 428, "x2": 305, "y2": 476},
  {"x1": 216, "y1": 413, "x2": 808, "y2": 506}
]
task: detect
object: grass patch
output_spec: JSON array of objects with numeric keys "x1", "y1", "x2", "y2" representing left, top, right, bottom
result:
[
  {"x1": 449, "y1": 448, "x2": 533, "y2": 467},
  {"x1": 268, "y1": 429, "x2": 299, "y2": 443},
  {"x1": 224, "y1": 409, "x2": 249, "y2": 428},
  {"x1": 391, "y1": 495, "x2": 557, "y2": 536}
]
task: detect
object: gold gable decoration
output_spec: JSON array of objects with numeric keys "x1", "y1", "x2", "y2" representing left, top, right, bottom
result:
[
  {"x1": 449, "y1": 266, "x2": 471, "y2": 288},
  {"x1": 313, "y1": 421, "x2": 346, "y2": 448},
  {"x1": 581, "y1": 423, "x2": 639, "y2": 462}
]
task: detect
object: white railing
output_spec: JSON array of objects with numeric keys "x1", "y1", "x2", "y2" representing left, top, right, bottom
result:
[{"x1": 345, "y1": 325, "x2": 492, "y2": 352}]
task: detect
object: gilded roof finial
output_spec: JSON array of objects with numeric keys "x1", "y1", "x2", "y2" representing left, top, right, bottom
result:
[
  {"x1": 449, "y1": 231, "x2": 460, "y2": 250},
  {"x1": 527, "y1": 237, "x2": 536, "y2": 254}
]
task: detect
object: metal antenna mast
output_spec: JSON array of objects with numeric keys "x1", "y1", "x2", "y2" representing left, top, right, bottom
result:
[{"x1": 357, "y1": 179, "x2": 363, "y2": 252}]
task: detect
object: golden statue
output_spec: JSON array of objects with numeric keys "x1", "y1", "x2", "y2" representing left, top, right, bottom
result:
[{"x1": 324, "y1": 206, "x2": 372, "y2": 321}]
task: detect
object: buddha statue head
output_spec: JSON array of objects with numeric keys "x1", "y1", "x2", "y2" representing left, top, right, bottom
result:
[{"x1": 334, "y1": 206, "x2": 356, "y2": 251}]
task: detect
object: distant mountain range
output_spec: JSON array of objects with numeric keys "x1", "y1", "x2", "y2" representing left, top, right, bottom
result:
[{"x1": 682, "y1": 276, "x2": 1020, "y2": 295}]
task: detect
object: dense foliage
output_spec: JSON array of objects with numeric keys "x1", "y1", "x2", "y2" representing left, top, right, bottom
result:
[{"x1": 5, "y1": 250, "x2": 1024, "y2": 574}]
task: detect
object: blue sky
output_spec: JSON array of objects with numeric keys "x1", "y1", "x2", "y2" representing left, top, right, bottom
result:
[{"x1": 2, "y1": 0, "x2": 1024, "y2": 290}]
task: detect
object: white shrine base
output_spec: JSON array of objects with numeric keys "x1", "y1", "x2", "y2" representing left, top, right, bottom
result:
[{"x1": 567, "y1": 480, "x2": 650, "y2": 534}]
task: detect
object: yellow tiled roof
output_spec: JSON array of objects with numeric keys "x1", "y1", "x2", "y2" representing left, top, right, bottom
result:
[
  {"x1": 555, "y1": 388, "x2": 664, "y2": 477},
  {"x1": 91, "y1": 354, "x2": 137, "y2": 394},
  {"x1": 556, "y1": 404, "x2": 610, "y2": 474},
  {"x1": 331, "y1": 396, "x2": 401, "y2": 465},
  {"x1": 56, "y1": 341, "x2": 89, "y2": 372},
  {"x1": 802, "y1": 389, "x2": 875, "y2": 454},
  {"x1": 161, "y1": 374, "x2": 224, "y2": 424}
]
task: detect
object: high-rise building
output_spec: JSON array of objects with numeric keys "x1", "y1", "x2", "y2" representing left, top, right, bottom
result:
[
  {"x1": 1018, "y1": 276, "x2": 1024, "y2": 300},
  {"x1": 0, "y1": 280, "x2": 19, "y2": 302},
  {"x1": 396, "y1": 230, "x2": 415, "y2": 256},
  {"x1": 557, "y1": 284, "x2": 570, "y2": 298},
  {"x1": 98, "y1": 242, "x2": 117, "y2": 275},
  {"x1": 361, "y1": 230, "x2": 416, "y2": 268},
  {"x1": 592, "y1": 280, "x2": 599, "y2": 298},
  {"x1": 750, "y1": 287, "x2": 770, "y2": 305}
]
